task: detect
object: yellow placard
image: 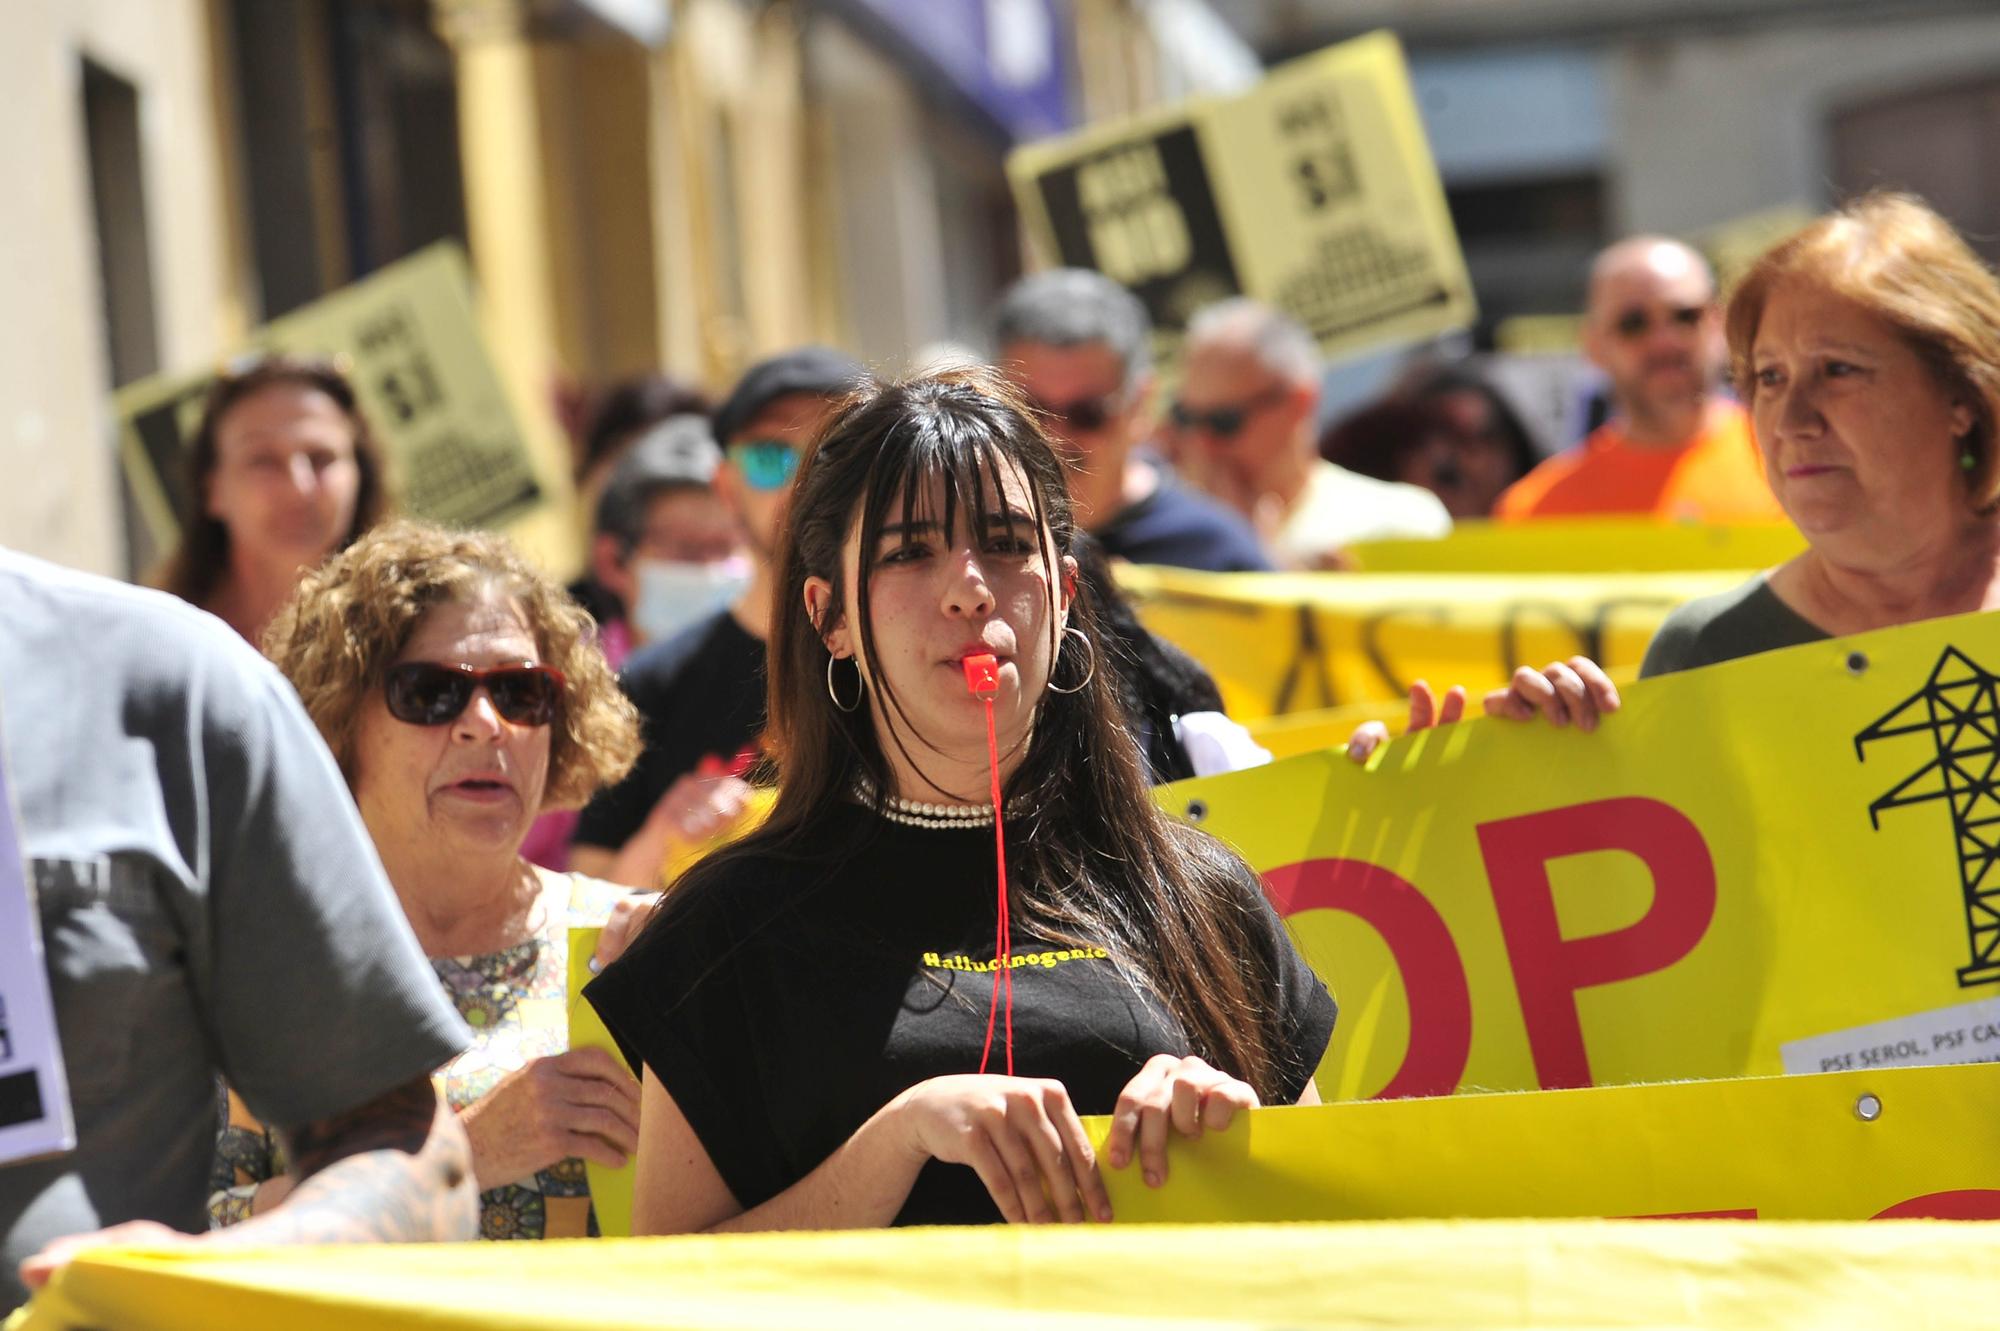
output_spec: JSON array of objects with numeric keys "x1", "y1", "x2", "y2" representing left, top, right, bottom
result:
[
  {"x1": 1492, "y1": 313, "x2": 1584, "y2": 356},
  {"x1": 1088, "y1": 1063, "x2": 2000, "y2": 1224},
  {"x1": 1343, "y1": 518, "x2": 1805, "y2": 574},
  {"x1": 565, "y1": 927, "x2": 635, "y2": 1238},
  {"x1": 1246, "y1": 699, "x2": 1402, "y2": 760},
  {"x1": 1160, "y1": 608, "x2": 2000, "y2": 1102},
  {"x1": 1695, "y1": 204, "x2": 1817, "y2": 296},
  {"x1": 114, "y1": 243, "x2": 564, "y2": 572},
  {"x1": 22, "y1": 1218, "x2": 2000, "y2": 1331},
  {"x1": 1120, "y1": 564, "x2": 1744, "y2": 719},
  {"x1": 1008, "y1": 31, "x2": 1474, "y2": 368}
]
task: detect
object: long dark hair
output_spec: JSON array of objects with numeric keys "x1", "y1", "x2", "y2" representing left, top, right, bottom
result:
[
  {"x1": 1070, "y1": 531, "x2": 1222, "y2": 784},
  {"x1": 656, "y1": 367, "x2": 1290, "y2": 1098},
  {"x1": 158, "y1": 355, "x2": 388, "y2": 606}
]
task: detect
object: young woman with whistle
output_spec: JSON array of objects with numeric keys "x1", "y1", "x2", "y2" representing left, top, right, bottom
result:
[{"x1": 585, "y1": 368, "x2": 1334, "y2": 1228}]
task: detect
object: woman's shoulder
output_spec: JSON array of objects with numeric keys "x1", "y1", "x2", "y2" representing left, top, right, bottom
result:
[{"x1": 1642, "y1": 573, "x2": 1827, "y2": 678}]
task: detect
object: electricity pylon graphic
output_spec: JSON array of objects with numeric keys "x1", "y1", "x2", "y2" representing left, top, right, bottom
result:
[{"x1": 1855, "y1": 645, "x2": 2000, "y2": 988}]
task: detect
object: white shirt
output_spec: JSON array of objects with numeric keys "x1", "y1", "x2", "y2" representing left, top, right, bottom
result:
[{"x1": 1273, "y1": 460, "x2": 1451, "y2": 567}]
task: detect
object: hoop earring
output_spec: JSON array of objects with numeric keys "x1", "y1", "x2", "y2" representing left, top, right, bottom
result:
[
  {"x1": 1046, "y1": 625, "x2": 1097, "y2": 695},
  {"x1": 826, "y1": 654, "x2": 864, "y2": 712}
]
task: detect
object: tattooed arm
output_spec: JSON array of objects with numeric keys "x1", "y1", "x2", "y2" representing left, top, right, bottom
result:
[
  {"x1": 20, "y1": 1077, "x2": 476, "y2": 1292},
  {"x1": 218, "y1": 1076, "x2": 478, "y2": 1246}
]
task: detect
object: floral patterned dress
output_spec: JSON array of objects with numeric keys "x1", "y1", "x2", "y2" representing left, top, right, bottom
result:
[{"x1": 210, "y1": 870, "x2": 637, "y2": 1239}]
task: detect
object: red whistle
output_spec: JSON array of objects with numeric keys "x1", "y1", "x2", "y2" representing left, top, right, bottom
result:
[{"x1": 961, "y1": 653, "x2": 1000, "y2": 696}]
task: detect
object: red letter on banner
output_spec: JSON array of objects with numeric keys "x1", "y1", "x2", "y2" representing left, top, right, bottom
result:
[
  {"x1": 1475, "y1": 798, "x2": 1716, "y2": 1090},
  {"x1": 1872, "y1": 1190, "x2": 2000, "y2": 1219},
  {"x1": 1262, "y1": 859, "x2": 1472, "y2": 1098}
]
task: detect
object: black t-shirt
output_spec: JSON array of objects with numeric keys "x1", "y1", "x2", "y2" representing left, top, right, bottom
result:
[
  {"x1": 584, "y1": 802, "x2": 1336, "y2": 1226},
  {"x1": 574, "y1": 609, "x2": 767, "y2": 850},
  {"x1": 1096, "y1": 467, "x2": 1272, "y2": 573}
]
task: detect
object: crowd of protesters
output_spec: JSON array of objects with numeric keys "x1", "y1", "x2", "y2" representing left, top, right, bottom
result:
[{"x1": 8, "y1": 187, "x2": 2000, "y2": 1308}]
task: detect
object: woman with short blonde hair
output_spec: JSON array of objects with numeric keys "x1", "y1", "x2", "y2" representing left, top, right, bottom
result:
[
  {"x1": 1627, "y1": 191, "x2": 2000, "y2": 678},
  {"x1": 1355, "y1": 194, "x2": 2000, "y2": 750},
  {"x1": 1723, "y1": 192, "x2": 2000, "y2": 512}
]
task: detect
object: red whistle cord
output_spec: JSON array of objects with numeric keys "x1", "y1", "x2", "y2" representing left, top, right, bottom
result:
[{"x1": 964, "y1": 655, "x2": 1013, "y2": 1077}]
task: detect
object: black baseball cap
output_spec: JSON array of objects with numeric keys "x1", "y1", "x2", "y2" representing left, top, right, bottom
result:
[{"x1": 711, "y1": 346, "x2": 867, "y2": 445}]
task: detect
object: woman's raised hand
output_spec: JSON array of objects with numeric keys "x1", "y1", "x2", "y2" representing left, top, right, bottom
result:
[
  {"x1": 458, "y1": 1047, "x2": 641, "y2": 1189},
  {"x1": 1346, "y1": 660, "x2": 1624, "y2": 764},
  {"x1": 1345, "y1": 680, "x2": 1465, "y2": 763},
  {"x1": 648, "y1": 770, "x2": 752, "y2": 847},
  {"x1": 890, "y1": 1075, "x2": 1113, "y2": 1224},
  {"x1": 591, "y1": 892, "x2": 662, "y2": 973},
  {"x1": 1482, "y1": 656, "x2": 1621, "y2": 731},
  {"x1": 1103, "y1": 1054, "x2": 1258, "y2": 1190}
]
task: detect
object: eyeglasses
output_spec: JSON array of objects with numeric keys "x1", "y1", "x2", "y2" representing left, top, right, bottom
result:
[
  {"x1": 383, "y1": 662, "x2": 566, "y2": 727},
  {"x1": 1611, "y1": 305, "x2": 1707, "y2": 340},
  {"x1": 1024, "y1": 393, "x2": 1122, "y2": 433},
  {"x1": 726, "y1": 440, "x2": 800, "y2": 492},
  {"x1": 1167, "y1": 385, "x2": 1289, "y2": 439}
]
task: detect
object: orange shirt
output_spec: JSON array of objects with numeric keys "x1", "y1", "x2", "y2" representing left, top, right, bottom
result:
[{"x1": 1494, "y1": 401, "x2": 1784, "y2": 522}]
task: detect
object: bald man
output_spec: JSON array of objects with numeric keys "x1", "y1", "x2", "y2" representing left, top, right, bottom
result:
[
  {"x1": 1169, "y1": 298, "x2": 1449, "y2": 567},
  {"x1": 1494, "y1": 236, "x2": 1783, "y2": 521}
]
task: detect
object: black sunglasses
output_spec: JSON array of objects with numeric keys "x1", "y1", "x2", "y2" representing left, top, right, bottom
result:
[
  {"x1": 1168, "y1": 385, "x2": 1289, "y2": 439},
  {"x1": 384, "y1": 662, "x2": 566, "y2": 727},
  {"x1": 1025, "y1": 393, "x2": 1121, "y2": 433},
  {"x1": 1612, "y1": 305, "x2": 1706, "y2": 340}
]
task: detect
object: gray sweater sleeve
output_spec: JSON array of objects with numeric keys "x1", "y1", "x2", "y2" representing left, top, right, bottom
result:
[{"x1": 1640, "y1": 575, "x2": 1829, "y2": 679}]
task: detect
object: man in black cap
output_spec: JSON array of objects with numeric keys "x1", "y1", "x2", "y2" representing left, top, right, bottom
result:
[{"x1": 569, "y1": 347, "x2": 864, "y2": 888}]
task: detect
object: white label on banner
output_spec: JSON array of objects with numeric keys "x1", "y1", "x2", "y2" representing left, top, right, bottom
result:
[
  {"x1": 0, "y1": 716, "x2": 74, "y2": 1166},
  {"x1": 1780, "y1": 998, "x2": 2000, "y2": 1076}
]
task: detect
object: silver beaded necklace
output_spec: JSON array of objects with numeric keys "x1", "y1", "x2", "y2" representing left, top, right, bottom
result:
[{"x1": 853, "y1": 774, "x2": 1003, "y2": 829}]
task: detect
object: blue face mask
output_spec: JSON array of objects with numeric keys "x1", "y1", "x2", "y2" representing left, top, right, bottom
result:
[{"x1": 632, "y1": 556, "x2": 753, "y2": 645}]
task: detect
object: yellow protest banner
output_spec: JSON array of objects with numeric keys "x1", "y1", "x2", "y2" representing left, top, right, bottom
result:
[
  {"x1": 1160, "y1": 607, "x2": 2000, "y2": 1102},
  {"x1": 1009, "y1": 31, "x2": 1474, "y2": 369},
  {"x1": 1119, "y1": 564, "x2": 1744, "y2": 719},
  {"x1": 1247, "y1": 699, "x2": 1401, "y2": 760},
  {"x1": 114, "y1": 243, "x2": 567, "y2": 575},
  {"x1": 1091, "y1": 1063, "x2": 2000, "y2": 1224},
  {"x1": 1344, "y1": 518, "x2": 1805, "y2": 574},
  {"x1": 19, "y1": 1219, "x2": 2000, "y2": 1331}
]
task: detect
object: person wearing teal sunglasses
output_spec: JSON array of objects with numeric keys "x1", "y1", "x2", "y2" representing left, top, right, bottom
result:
[
  {"x1": 724, "y1": 438, "x2": 801, "y2": 492},
  {"x1": 570, "y1": 347, "x2": 866, "y2": 889}
]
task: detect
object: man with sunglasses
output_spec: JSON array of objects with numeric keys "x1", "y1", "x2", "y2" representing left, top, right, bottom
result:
[
  {"x1": 570, "y1": 348, "x2": 863, "y2": 888},
  {"x1": 1493, "y1": 236, "x2": 1782, "y2": 521},
  {"x1": 993, "y1": 269, "x2": 1270, "y2": 574},
  {"x1": 1171, "y1": 299, "x2": 1450, "y2": 568}
]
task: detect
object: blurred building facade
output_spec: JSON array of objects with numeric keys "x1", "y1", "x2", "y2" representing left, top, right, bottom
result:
[
  {"x1": 18, "y1": 0, "x2": 1990, "y2": 576},
  {"x1": 1222, "y1": 0, "x2": 2000, "y2": 337},
  {"x1": 0, "y1": 0, "x2": 1244, "y2": 576}
]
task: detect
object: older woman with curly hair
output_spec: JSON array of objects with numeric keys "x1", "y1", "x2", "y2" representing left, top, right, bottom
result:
[{"x1": 210, "y1": 520, "x2": 649, "y2": 1240}]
